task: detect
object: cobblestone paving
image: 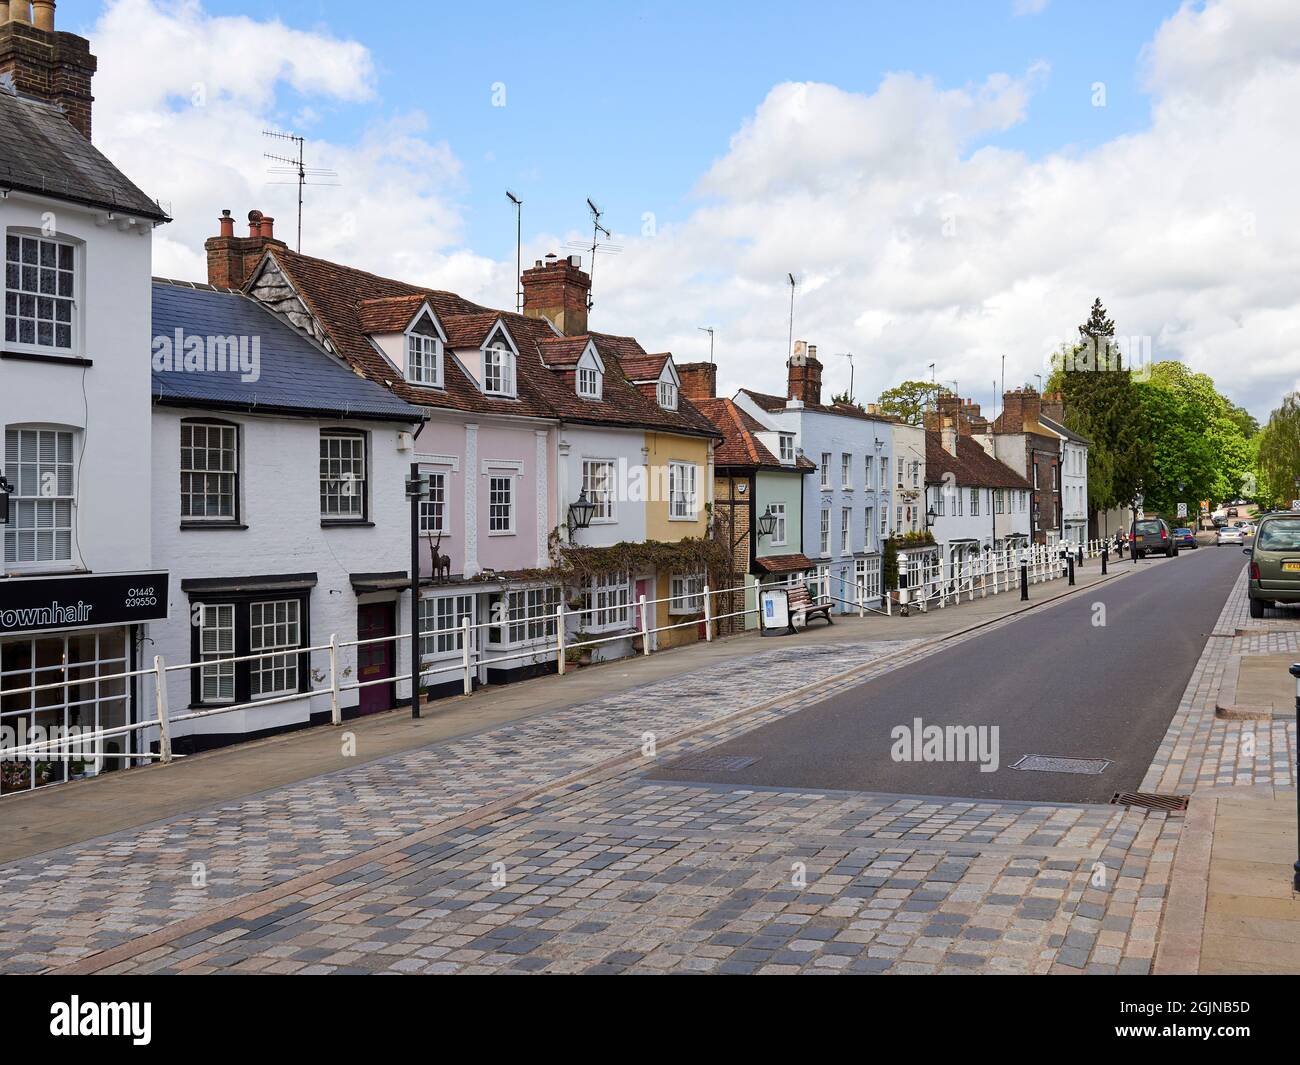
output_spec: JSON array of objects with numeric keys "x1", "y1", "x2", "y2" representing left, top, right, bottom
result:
[
  {"x1": 98, "y1": 781, "x2": 1173, "y2": 975},
  {"x1": 1142, "y1": 569, "x2": 1298, "y2": 795},
  {"x1": 0, "y1": 638, "x2": 919, "y2": 973},
  {"x1": 2, "y1": 562, "x2": 1270, "y2": 976}
]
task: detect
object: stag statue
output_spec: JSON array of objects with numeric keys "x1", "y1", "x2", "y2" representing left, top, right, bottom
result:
[{"x1": 426, "y1": 526, "x2": 451, "y2": 584}]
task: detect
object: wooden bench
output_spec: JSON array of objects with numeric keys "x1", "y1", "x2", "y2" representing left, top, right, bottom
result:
[{"x1": 787, "y1": 585, "x2": 833, "y2": 629}]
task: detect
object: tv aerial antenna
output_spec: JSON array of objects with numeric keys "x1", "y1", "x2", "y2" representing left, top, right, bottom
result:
[
  {"x1": 564, "y1": 197, "x2": 623, "y2": 311},
  {"x1": 263, "y1": 129, "x2": 340, "y2": 252}
]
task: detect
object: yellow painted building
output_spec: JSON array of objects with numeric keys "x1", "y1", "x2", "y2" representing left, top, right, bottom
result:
[{"x1": 642, "y1": 429, "x2": 714, "y2": 649}]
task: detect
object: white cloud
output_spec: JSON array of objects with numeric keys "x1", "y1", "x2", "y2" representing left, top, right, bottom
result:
[
  {"x1": 583, "y1": 0, "x2": 1300, "y2": 419},
  {"x1": 91, "y1": 0, "x2": 501, "y2": 298},
  {"x1": 93, "y1": 0, "x2": 1300, "y2": 419},
  {"x1": 1013, "y1": 0, "x2": 1049, "y2": 16}
]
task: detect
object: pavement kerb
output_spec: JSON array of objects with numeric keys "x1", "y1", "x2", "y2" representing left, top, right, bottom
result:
[
  {"x1": 51, "y1": 564, "x2": 1129, "y2": 976},
  {"x1": 1152, "y1": 790, "x2": 1217, "y2": 975}
]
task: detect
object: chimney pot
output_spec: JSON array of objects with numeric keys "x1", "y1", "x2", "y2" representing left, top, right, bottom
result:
[
  {"x1": 247, "y1": 209, "x2": 263, "y2": 238},
  {"x1": 32, "y1": 0, "x2": 53, "y2": 31},
  {"x1": 261, "y1": 215, "x2": 275, "y2": 240},
  {"x1": 521, "y1": 249, "x2": 591, "y2": 336},
  {"x1": 786, "y1": 339, "x2": 823, "y2": 405},
  {"x1": 218, "y1": 209, "x2": 234, "y2": 238},
  {"x1": 7, "y1": 2, "x2": 29, "y2": 24}
]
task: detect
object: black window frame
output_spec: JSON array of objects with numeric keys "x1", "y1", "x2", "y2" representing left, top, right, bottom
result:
[{"x1": 187, "y1": 589, "x2": 312, "y2": 707}]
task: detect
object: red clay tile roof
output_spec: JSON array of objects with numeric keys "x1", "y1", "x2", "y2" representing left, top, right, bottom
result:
[
  {"x1": 259, "y1": 248, "x2": 719, "y2": 440},
  {"x1": 442, "y1": 311, "x2": 504, "y2": 349},
  {"x1": 756, "y1": 553, "x2": 814, "y2": 574},
  {"x1": 356, "y1": 294, "x2": 429, "y2": 334},
  {"x1": 695, "y1": 397, "x2": 815, "y2": 471},
  {"x1": 620, "y1": 353, "x2": 670, "y2": 381},
  {"x1": 925, "y1": 431, "x2": 1032, "y2": 489}
]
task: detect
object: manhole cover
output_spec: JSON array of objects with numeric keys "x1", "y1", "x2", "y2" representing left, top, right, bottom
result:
[
  {"x1": 663, "y1": 753, "x2": 758, "y2": 773},
  {"x1": 1111, "y1": 791, "x2": 1190, "y2": 811},
  {"x1": 1009, "y1": 755, "x2": 1112, "y2": 775}
]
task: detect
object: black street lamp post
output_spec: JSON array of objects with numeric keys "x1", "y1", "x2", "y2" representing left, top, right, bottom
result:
[{"x1": 405, "y1": 463, "x2": 429, "y2": 720}]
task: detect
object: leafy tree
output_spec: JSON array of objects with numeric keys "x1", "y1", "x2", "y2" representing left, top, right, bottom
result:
[
  {"x1": 1055, "y1": 298, "x2": 1149, "y2": 515},
  {"x1": 830, "y1": 391, "x2": 865, "y2": 412},
  {"x1": 1258, "y1": 393, "x2": 1300, "y2": 509},
  {"x1": 876, "y1": 381, "x2": 952, "y2": 426}
]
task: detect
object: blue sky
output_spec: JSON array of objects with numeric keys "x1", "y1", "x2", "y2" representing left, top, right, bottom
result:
[
  {"x1": 63, "y1": 0, "x2": 1182, "y2": 261},
  {"x1": 64, "y1": 1, "x2": 1299, "y2": 418}
]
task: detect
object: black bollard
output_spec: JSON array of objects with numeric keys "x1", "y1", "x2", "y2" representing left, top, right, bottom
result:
[
  {"x1": 1067, "y1": 554, "x2": 1075, "y2": 586},
  {"x1": 1020, "y1": 561, "x2": 1029, "y2": 601},
  {"x1": 1291, "y1": 664, "x2": 1300, "y2": 891},
  {"x1": 1102, "y1": 546, "x2": 1108, "y2": 574}
]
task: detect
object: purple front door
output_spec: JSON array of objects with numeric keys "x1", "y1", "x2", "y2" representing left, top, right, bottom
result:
[{"x1": 356, "y1": 603, "x2": 395, "y2": 716}]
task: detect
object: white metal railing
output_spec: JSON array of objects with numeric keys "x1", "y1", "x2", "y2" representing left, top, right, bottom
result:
[{"x1": 0, "y1": 543, "x2": 1106, "y2": 784}]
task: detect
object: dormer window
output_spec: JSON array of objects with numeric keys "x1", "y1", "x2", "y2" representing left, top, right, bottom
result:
[
  {"x1": 779, "y1": 434, "x2": 795, "y2": 464},
  {"x1": 576, "y1": 345, "x2": 603, "y2": 400},
  {"x1": 407, "y1": 333, "x2": 441, "y2": 386},
  {"x1": 657, "y1": 381, "x2": 678, "y2": 410},
  {"x1": 399, "y1": 306, "x2": 445, "y2": 387},
  {"x1": 484, "y1": 342, "x2": 516, "y2": 397}
]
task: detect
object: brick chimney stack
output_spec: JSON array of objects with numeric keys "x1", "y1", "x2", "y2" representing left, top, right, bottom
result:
[
  {"x1": 521, "y1": 253, "x2": 590, "y2": 337},
  {"x1": 1041, "y1": 390, "x2": 1065, "y2": 424},
  {"x1": 204, "y1": 209, "x2": 287, "y2": 290},
  {"x1": 677, "y1": 361, "x2": 716, "y2": 401},
  {"x1": 997, "y1": 387, "x2": 1041, "y2": 433},
  {"x1": 787, "y1": 340, "x2": 823, "y2": 406},
  {"x1": 0, "y1": 2, "x2": 98, "y2": 140}
]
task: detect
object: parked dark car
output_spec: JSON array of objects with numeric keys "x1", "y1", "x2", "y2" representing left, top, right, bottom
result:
[
  {"x1": 1133, "y1": 518, "x2": 1178, "y2": 558},
  {"x1": 1246, "y1": 512, "x2": 1300, "y2": 618},
  {"x1": 1173, "y1": 527, "x2": 1198, "y2": 550}
]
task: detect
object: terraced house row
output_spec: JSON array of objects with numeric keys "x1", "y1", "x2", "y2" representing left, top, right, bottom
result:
[{"x1": 0, "y1": 7, "x2": 1085, "y2": 793}]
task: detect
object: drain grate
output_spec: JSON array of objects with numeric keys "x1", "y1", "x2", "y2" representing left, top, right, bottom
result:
[
  {"x1": 1111, "y1": 791, "x2": 1190, "y2": 812},
  {"x1": 1010, "y1": 754, "x2": 1112, "y2": 775},
  {"x1": 663, "y1": 753, "x2": 758, "y2": 773}
]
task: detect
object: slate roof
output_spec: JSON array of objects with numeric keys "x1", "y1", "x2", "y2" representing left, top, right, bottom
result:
[
  {"x1": 150, "y1": 279, "x2": 425, "y2": 423},
  {"x1": 1038, "y1": 413, "x2": 1093, "y2": 446},
  {"x1": 924, "y1": 431, "x2": 1032, "y2": 489},
  {"x1": 695, "y1": 397, "x2": 815, "y2": 472},
  {"x1": 258, "y1": 248, "x2": 720, "y2": 441},
  {"x1": 0, "y1": 86, "x2": 168, "y2": 222},
  {"x1": 738, "y1": 388, "x2": 898, "y2": 423}
]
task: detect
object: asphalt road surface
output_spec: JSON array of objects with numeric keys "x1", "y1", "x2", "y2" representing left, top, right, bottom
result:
[{"x1": 649, "y1": 545, "x2": 1248, "y2": 803}]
